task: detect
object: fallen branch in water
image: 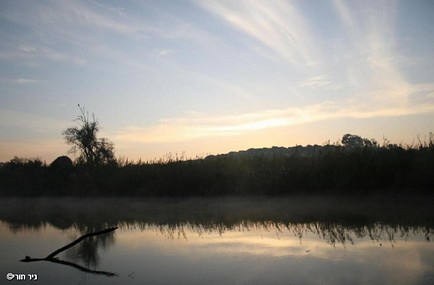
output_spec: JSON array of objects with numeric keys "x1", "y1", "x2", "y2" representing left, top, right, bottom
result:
[{"x1": 21, "y1": 227, "x2": 118, "y2": 277}]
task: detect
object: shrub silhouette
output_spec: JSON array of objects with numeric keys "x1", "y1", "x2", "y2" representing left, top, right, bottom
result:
[{"x1": 63, "y1": 105, "x2": 115, "y2": 166}]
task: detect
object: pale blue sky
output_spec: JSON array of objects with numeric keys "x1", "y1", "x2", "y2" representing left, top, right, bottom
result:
[{"x1": 1, "y1": 0, "x2": 433, "y2": 162}]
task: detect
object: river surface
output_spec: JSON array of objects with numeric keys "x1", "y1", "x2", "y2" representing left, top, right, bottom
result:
[{"x1": 0, "y1": 196, "x2": 433, "y2": 285}]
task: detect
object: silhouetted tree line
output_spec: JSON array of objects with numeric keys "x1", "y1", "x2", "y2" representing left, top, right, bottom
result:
[
  {"x1": 1, "y1": 107, "x2": 432, "y2": 196},
  {"x1": 1, "y1": 133, "x2": 433, "y2": 197}
]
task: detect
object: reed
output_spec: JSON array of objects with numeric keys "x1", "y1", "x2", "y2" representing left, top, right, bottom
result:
[{"x1": 1, "y1": 135, "x2": 433, "y2": 197}]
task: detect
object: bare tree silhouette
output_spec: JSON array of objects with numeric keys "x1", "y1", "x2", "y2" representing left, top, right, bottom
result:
[{"x1": 63, "y1": 105, "x2": 115, "y2": 166}]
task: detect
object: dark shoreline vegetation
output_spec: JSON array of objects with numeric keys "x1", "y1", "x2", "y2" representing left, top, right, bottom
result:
[
  {"x1": 3, "y1": 107, "x2": 432, "y2": 197},
  {"x1": 1, "y1": 133, "x2": 433, "y2": 197}
]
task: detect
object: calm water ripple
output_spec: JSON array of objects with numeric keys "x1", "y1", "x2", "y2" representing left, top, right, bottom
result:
[{"x1": 0, "y1": 197, "x2": 433, "y2": 285}]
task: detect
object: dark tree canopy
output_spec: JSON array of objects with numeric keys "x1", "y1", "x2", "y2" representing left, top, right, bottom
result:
[
  {"x1": 341, "y1": 134, "x2": 377, "y2": 148},
  {"x1": 50, "y1": 156, "x2": 73, "y2": 171},
  {"x1": 63, "y1": 105, "x2": 115, "y2": 166}
]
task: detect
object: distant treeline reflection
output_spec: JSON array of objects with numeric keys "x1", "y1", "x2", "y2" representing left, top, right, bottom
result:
[
  {"x1": 1, "y1": 197, "x2": 433, "y2": 247},
  {"x1": 1, "y1": 134, "x2": 433, "y2": 196},
  {"x1": 140, "y1": 221, "x2": 431, "y2": 248}
]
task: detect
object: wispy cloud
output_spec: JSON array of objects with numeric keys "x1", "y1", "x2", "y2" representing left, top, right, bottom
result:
[
  {"x1": 298, "y1": 76, "x2": 341, "y2": 90},
  {"x1": 196, "y1": 0, "x2": 318, "y2": 67},
  {"x1": 0, "y1": 78, "x2": 43, "y2": 84},
  {"x1": 158, "y1": 49, "x2": 176, "y2": 57},
  {"x1": 116, "y1": 88, "x2": 434, "y2": 145},
  {"x1": 0, "y1": 46, "x2": 87, "y2": 66},
  {"x1": 116, "y1": 110, "x2": 301, "y2": 144},
  {"x1": 0, "y1": 0, "x2": 218, "y2": 71},
  {"x1": 332, "y1": 0, "x2": 408, "y2": 96},
  {"x1": 196, "y1": 0, "x2": 422, "y2": 108}
]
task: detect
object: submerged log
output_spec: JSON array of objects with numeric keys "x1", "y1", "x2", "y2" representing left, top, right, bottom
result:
[
  {"x1": 47, "y1": 227, "x2": 118, "y2": 258},
  {"x1": 21, "y1": 227, "x2": 118, "y2": 277}
]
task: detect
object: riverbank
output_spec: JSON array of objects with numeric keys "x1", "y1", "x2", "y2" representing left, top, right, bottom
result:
[{"x1": 1, "y1": 143, "x2": 433, "y2": 197}]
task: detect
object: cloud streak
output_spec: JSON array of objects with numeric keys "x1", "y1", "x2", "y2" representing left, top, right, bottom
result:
[
  {"x1": 196, "y1": 0, "x2": 318, "y2": 67},
  {"x1": 332, "y1": 0, "x2": 408, "y2": 96},
  {"x1": 116, "y1": 85, "x2": 434, "y2": 144},
  {"x1": 0, "y1": 78, "x2": 44, "y2": 84},
  {"x1": 195, "y1": 1, "x2": 422, "y2": 102},
  {"x1": 113, "y1": 1, "x2": 434, "y2": 146}
]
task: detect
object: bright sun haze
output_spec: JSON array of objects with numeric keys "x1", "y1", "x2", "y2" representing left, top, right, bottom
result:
[{"x1": 1, "y1": 1, "x2": 433, "y2": 162}]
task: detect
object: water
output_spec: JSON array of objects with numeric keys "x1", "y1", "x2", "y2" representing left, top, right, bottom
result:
[{"x1": 0, "y1": 197, "x2": 433, "y2": 284}]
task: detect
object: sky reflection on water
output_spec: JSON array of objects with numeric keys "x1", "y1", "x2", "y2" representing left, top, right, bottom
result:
[
  {"x1": 0, "y1": 221, "x2": 433, "y2": 285},
  {"x1": 0, "y1": 197, "x2": 433, "y2": 284}
]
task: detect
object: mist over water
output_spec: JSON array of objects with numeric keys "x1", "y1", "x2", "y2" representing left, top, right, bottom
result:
[{"x1": 0, "y1": 197, "x2": 433, "y2": 284}]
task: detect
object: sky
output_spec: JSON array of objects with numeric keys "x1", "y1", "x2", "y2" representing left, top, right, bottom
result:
[{"x1": 1, "y1": 0, "x2": 434, "y2": 163}]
